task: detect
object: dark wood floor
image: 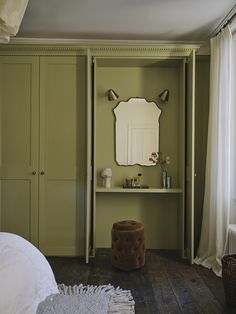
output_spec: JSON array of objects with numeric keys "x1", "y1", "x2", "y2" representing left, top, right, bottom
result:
[{"x1": 47, "y1": 249, "x2": 235, "y2": 314}]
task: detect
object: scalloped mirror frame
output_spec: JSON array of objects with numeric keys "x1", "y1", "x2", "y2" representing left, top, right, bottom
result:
[{"x1": 113, "y1": 97, "x2": 161, "y2": 166}]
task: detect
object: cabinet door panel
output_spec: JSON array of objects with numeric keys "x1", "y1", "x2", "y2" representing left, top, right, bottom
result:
[
  {"x1": 0, "y1": 57, "x2": 39, "y2": 245},
  {"x1": 1, "y1": 180, "x2": 31, "y2": 239},
  {"x1": 39, "y1": 181, "x2": 76, "y2": 255},
  {"x1": 39, "y1": 56, "x2": 78, "y2": 255}
]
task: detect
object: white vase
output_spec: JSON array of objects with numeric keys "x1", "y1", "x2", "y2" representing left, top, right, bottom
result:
[{"x1": 104, "y1": 177, "x2": 111, "y2": 188}]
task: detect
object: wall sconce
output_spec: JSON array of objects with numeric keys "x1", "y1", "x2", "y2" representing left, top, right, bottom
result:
[
  {"x1": 158, "y1": 89, "x2": 170, "y2": 103},
  {"x1": 107, "y1": 89, "x2": 119, "y2": 101}
]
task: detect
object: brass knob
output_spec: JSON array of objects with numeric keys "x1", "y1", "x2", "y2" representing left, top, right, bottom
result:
[
  {"x1": 40, "y1": 171, "x2": 45, "y2": 175},
  {"x1": 32, "y1": 171, "x2": 36, "y2": 175}
]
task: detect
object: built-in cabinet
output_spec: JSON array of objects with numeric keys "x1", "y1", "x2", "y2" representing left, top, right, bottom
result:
[
  {"x1": 0, "y1": 54, "x2": 86, "y2": 256},
  {"x1": 0, "y1": 44, "x2": 208, "y2": 263},
  {"x1": 91, "y1": 52, "x2": 196, "y2": 262}
]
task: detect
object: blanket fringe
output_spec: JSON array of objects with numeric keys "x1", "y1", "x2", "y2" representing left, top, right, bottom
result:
[{"x1": 58, "y1": 283, "x2": 135, "y2": 314}]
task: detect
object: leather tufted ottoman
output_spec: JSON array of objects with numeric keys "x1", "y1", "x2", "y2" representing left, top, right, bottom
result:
[{"x1": 111, "y1": 220, "x2": 145, "y2": 271}]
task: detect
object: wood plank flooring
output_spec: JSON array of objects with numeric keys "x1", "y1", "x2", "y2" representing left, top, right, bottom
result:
[{"x1": 47, "y1": 249, "x2": 236, "y2": 314}]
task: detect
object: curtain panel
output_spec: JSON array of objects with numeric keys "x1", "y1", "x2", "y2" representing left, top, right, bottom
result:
[{"x1": 195, "y1": 26, "x2": 233, "y2": 277}]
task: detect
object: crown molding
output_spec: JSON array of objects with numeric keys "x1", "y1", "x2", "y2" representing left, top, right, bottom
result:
[
  {"x1": 10, "y1": 36, "x2": 204, "y2": 46},
  {"x1": 0, "y1": 38, "x2": 202, "y2": 57}
]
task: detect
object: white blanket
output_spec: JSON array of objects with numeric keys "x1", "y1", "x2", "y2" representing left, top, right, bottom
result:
[{"x1": 0, "y1": 233, "x2": 59, "y2": 314}]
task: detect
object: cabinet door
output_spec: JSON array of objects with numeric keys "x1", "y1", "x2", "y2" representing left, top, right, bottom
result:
[
  {"x1": 186, "y1": 50, "x2": 196, "y2": 263},
  {"x1": 39, "y1": 56, "x2": 79, "y2": 256},
  {"x1": 0, "y1": 57, "x2": 39, "y2": 245}
]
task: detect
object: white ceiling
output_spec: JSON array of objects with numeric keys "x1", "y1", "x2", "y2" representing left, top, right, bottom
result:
[{"x1": 17, "y1": 0, "x2": 236, "y2": 42}]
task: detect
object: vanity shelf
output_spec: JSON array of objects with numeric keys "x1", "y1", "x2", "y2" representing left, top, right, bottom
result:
[{"x1": 96, "y1": 187, "x2": 183, "y2": 193}]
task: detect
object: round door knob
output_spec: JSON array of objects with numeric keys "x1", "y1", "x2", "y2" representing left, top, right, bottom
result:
[
  {"x1": 40, "y1": 171, "x2": 45, "y2": 175},
  {"x1": 32, "y1": 171, "x2": 36, "y2": 175}
]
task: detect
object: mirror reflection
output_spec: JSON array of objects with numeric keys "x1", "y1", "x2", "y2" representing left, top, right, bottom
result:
[{"x1": 113, "y1": 98, "x2": 161, "y2": 166}]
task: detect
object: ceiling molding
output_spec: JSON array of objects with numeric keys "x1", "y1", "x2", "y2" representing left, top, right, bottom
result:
[
  {"x1": 0, "y1": 41, "x2": 201, "y2": 57},
  {"x1": 10, "y1": 36, "x2": 205, "y2": 46}
]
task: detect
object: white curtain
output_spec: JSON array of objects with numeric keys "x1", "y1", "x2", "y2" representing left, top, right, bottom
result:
[
  {"x1": 229, "y1": 20, "x2": 236, "y2": 225},
  {"x1": 195, "y1": 25, "x2": 233, "y2": 277},
  {"x1": 0, "y1": 0, "x2": 29, "y2": 43}
]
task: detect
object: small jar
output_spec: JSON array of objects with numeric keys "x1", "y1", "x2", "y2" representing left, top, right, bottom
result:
[{"x1": 125, "y1": 177, "x2": 132, "y2": 187}]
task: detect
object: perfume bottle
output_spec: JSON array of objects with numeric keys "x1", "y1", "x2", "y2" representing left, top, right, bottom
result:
[
  {"x1": 162, "y1": 171, "x2": 167, "y2": 188},
  {"x1": 167, "y1": 175, "x2": 171, "y2": 189},
  {"x1": 136, "y1": 173, "x2": 142, "y2": 187}
]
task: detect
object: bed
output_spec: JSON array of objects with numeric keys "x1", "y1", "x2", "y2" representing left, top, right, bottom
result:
[
  {"x1": 0, "y1": 232, "x2": 135, "y2": 314},
  {"x1": 0, "y1": 232, "x2": 59, "y2": 314}
]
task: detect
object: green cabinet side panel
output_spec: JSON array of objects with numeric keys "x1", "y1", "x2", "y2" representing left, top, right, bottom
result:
[
  {"x1": 186, "y1": 51, "x2": 196, "y2": 263},
  {"x1": 0, "y1": 56, "x2": 39, "y2": 245}
]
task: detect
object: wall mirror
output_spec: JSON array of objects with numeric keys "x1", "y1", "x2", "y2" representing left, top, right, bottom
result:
[{"x1": 113, "y1": 97, "x2": 161, "y2": 166}]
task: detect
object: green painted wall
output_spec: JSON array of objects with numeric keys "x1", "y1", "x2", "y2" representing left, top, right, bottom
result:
[{"x1": 95, "y1": 64, "x2": 183, "y2": 188}]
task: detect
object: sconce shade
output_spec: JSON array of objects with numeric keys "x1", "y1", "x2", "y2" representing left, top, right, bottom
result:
[
  {"x1": 108, "y1": 89, "x2": 119, "y2": 101},
  {"x1": 158, "y1": 89, "x2": 170, "y2": 103}
]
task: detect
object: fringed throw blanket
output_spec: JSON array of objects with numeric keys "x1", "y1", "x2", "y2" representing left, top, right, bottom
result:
[{"x1": 37, "y1": 284, "x2": 135, "y2": 314}]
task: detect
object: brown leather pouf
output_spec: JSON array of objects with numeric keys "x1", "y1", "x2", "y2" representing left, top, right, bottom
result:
[{"x1": 111, "y1": 220, "x2": 145, "y2": 271}]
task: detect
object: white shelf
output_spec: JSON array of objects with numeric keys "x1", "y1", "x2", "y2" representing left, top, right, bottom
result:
[{"x1": 96, "y1": 187, "x2": 183, "y2": 193}]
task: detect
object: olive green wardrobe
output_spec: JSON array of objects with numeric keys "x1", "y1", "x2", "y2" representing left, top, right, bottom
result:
[{"x1": 0, "y1": 54, "x2": 86, "y2": 256}]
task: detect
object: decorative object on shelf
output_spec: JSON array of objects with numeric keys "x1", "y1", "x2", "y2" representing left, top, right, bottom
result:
[
  {"x1": 167, "y1": 175, "x2": 171, "y2": 189},
  {"x1": 122, "y1": 185, "x2": 149, "y2": 189},
  {"x1": 149, "y1": 152, "x2": 171, "y2": 188},
  {"x1": 149, "y1": 152, "x2": 170, "y2": 171},
  {"x1": 162, "y1": 171, "x2": 167, "y2": 189},
  {"x1": 137, "y1": 173, "x2": 142, "y2": 186},
  {"x1": 125, "y1": 176, "x2": 133, "y2": 187},
  {"x1": 107, "y1": 89, "x2": 119, "y2": 101},
  {"x1": 123, "y1": 173, "x2": 149, "y2": 188},
  {"x1": 158, "y1": 89, "x2": 170, "y2": 103},
  {"x1": 132, "y1": 173, "x2": 142, "y2": 187},
  {"x1": 101, "y1": 168, "x2": 112, "y2": 188},
  {"x1": 125, "y1": 173, "x2": 141, "y2": 187}
]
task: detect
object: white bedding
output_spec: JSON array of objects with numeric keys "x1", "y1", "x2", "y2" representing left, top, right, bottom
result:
[{"x1": 0, "y1": 233, "x2": 59, "y2": 314}]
